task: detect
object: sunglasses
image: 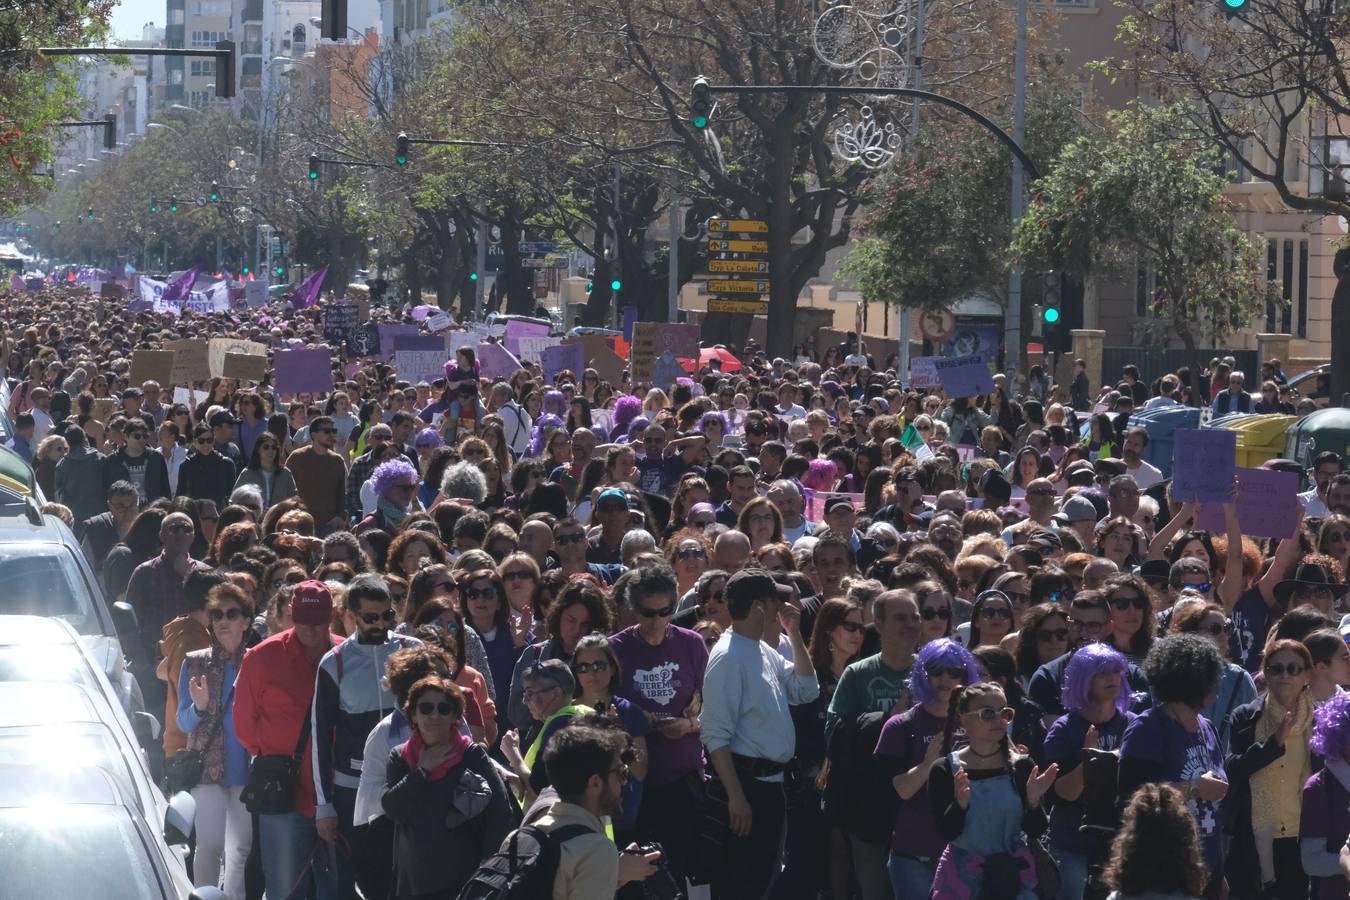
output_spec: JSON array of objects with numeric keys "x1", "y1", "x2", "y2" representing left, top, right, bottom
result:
[
  {"x1": 980, "y1": 606, "x2": 1012, "y2": 620},
  {"x1": 964, "y1": 706, "x2": 1015, "y2": 722},
  {"x1": 194, "y1": 438, "x2": 213, "y2": 446},
  {"x1": 675, "y1": 547, "x2": 707, "y2": 560},
  {"x1": 209, "y1": 607, "x2": 244, "y2": 622},
  {"x1": 359, "y1": 609, "x2": 397, "y2": 625},
  {"x1": 556, "y1": 533, "x2": 586, "y2": 545},
  {"x1": 1109, "y1": 594, "x2": 1150, "y2": 611},
  {"x1": 416, "y1": 701, "x2": 455, "y2": 716},
  {"x1": 573, "y1": 661, "x2": 610, "y2": 674},
  {"x1": 1003, "y1": 591, "x2": 1030, "y2": 605},
  {"x1": 1067, "y1": 616, "x2": 1107, "y2": 632},
  {"x1": 1197, "y1": 622, "x2": 1227, "y2": 637},
  {"x1": 464, "y1": 587, "x2": 497, "y2": 601},
  {"x1": 926, "y1": 665, "x2": 966, "y2": 680},
  {"x1": 637, "y1": 604, "x2": 675, "y2": 618},
  {"x1": 837, "y1": 621, "x2": 865, "y2": 634},
  {"x1": 920, "y1": 606, "x2": 951, "y2": 621},
  {"x1": 1265, "y1": 662, "x2": 1306, "y2": 678},
  {"x1": 259, "y1": 443, "x2": 277, "y2": 451},
  {"x1": 1037, "y1": 628, "x2": 1069, "y2": 642},
  {"x1": 503, "y1": 570, "x2": 534, "y2": 582}
]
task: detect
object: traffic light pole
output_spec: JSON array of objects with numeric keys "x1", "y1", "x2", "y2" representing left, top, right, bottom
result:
[{"x1": 40, "y1": 43, "x2": 237, "y2": 98}]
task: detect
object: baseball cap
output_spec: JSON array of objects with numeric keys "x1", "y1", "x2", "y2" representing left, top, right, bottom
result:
[
  {"x1": 597, "y1": 488, "x2": 628, "y2": 510},
  {"x1": 209, "y1": 410, "x2": 239, "y2": 428},
  {"x1": 1053, "y1": 494, "x2": 1098, "y2": 524},
  {"x1": 824, "y1": 496, "x2": 856, "y2": 514},
  {"x1": 291, "y1": 580, "x2": 334, "y2": 626},
  {"x1": 725, "y1": 567, "x2": 793, "y2": 607}
]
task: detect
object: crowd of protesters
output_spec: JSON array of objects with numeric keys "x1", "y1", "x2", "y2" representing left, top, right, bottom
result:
[{"x1": 5, "y1": 281, "x2": 1350, "y2": 900}]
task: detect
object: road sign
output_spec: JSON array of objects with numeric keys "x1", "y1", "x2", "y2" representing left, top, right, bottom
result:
[
  {"x1": 518, "y1": 241, "x2": 559, "y2": 254},
  {"x1": 522, "y1": 257, "x2": 551, "y2": 268},
  {"x1": 707, "y1": 279, "x2": 769, "y2": 294},
  {"x1": 707, "y1": 298, "x2": 769, "y2": 314},
  {"x1": 708, "y1": 259, "x2": 769, "y2": 274},
  {"x1": 707, "y1": 218, "x2": 768, "y2": 234},
  {"x1": 708, "y1": 239, "x2": 768, "y2": 254},
  {"x1": 920, "y1": 309, "x2": 956, "y2": 342}
]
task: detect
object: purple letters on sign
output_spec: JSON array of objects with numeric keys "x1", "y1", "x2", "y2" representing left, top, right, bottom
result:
[{"x1": 273, "y1": 348, "x2": 333, "y2": 395}]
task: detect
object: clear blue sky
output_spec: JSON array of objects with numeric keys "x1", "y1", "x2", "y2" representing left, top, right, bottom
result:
[{"x1": 109, "y1": 0, "x2": 163, "y2": 40}]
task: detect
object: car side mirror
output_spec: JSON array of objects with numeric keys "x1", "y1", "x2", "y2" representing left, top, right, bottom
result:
[
  {"x1": 163, "y1": 790, "x2": 196, "y2": 846},
  {"x1": 110, "y1": 601, "x2": 138, "y2": 639},
  {"x1": 132, "y1": 710, "x2": 161, "y2": 745}
]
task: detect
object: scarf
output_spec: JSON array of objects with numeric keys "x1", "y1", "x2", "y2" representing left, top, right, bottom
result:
[
  {"x1": 183, "y1": 643, "x2": 242, "y2": 783},
  {"x1": 1250, "y1": 691, "x2": 1314, "y2": 884},
  {"x1": 401, "y1": 729, "x2": 471, "y2": 782},
  {"x1": 378, "y1": 496, "x2": 411, "y2": 528}
]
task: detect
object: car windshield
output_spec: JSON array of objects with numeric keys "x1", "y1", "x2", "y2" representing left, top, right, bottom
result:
[
  {"x1": 0, "y1": 545, "x2": 100, "y2": 635},
  {"x1": 0, "y1": 727, "x2": 146, "y2": 816},
  {"x1": 0, "y1": 645, "x2": 97, "y2": 692},
  {"x1": 0, "y1": 806, "x2": 161, "y2": 899}
]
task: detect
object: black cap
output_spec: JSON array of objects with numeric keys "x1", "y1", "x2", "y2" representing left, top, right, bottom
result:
[
  {"x1": 725, "y1": 568, "x2": 793, "y2": 607},
  {"x1": 208, "y1": 410, "x2": 239, "y2": 428}
]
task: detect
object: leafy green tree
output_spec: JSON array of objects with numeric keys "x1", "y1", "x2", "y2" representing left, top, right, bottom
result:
[{"x1": 1011, "y1": 103, "x2": 1270, "y2": 351}]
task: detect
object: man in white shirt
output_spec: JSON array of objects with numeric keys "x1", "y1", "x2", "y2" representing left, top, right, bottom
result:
[
  {"x1": 1120, "y1": 427, "x2": 1164, "y2": 490},
  {"x1": 774, "y1": 382, "x2": 806, "y2": 420},
  {"x1": 488, "y1": 382, "x2": 532, "y2": 456},
  {"x1": 701, "y1": 568, "x2": 818, "y2": 900},
  {"x1": 29, "y1": 386, "x2": 52, "y2": 442},
  {"x1": 1298, "y1": 451, "x2": 1341, "y2": 519}
]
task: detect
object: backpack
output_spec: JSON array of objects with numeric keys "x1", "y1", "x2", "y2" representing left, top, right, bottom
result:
[{"x1": 456, "y1": 822, "x2": 593, "y2": 900}]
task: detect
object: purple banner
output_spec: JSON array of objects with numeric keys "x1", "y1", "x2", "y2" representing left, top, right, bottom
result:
[
  {"x1": 1171, "y1": 429, "x2": 1237, "y2": 504},
  {"x1": 503, "y1": 319, "x2": 549, "y2": 355},
  {"x1": 1195, "y1": 467, "x2": 1299, "y2": 539},
  {"x1": 375, "y1": 324, "x2": 420, "y2": 359},
  {"x1": 273, "y1": 348, "x2": 333, "y2": 394},
  {"x1": 477, "y1": 342, "x2": 523, "y2": 380},
  {"x1": 541, "y1": 343, "x2": 584, "y2": 381}
]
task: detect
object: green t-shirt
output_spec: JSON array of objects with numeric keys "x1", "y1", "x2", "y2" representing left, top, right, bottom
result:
[{"x1": 825, "y1": 653, "x2": 913, "y2": 737}]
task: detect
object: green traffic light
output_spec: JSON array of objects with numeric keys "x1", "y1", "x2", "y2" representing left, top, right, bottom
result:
[
  {"x1": 1223, "y1": 0, "x2": 1246, "y2": 8},
  {"x1": 469, "y1": 273, "x2": 478, "y2": 281},
  {"x1": 692, "y1": 114, "x2": 708, "y2": 129},
  {"x1": 1043, "y1": 307, "x2": 1061, "y2": 324},
  {"x1": 610, "y1": 279, "x2": 621, "y2": 291}
]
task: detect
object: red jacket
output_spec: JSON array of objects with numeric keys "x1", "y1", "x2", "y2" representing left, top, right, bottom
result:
[{"x1": 233, "y1": 628, "x2": 338, "y2": 818}]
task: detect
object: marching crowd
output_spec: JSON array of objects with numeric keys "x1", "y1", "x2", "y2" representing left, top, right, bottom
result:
[{"x1": 4, "y1": 282, "x2": 1350, "y2": 900}]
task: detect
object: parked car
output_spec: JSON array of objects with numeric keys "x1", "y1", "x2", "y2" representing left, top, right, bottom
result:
[
  {"x1": 1286, "y1": 363, "x2": 1330, "y2": 404},
  {"x1": 0, "y1": 763, "x2": 201, "y2": 900}
]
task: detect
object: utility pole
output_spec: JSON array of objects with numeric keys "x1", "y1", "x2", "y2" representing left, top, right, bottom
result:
[
  {"x1": 667, "y1": 172, "x2": 680, "y2": 322},
  {"x1": 475, "y1": 217, "x2": 487, "y2": 312},
  {"x1": 896, "y1": 0, "x2": 924, "y2": 380},
  {"x1": 1006, "y1": 0, "x2": 1028, "y2": 380}
]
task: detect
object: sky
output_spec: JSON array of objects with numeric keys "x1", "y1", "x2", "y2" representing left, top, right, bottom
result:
[{"x1": 109, "y1": 0, "x2": 163, "y2": 41}]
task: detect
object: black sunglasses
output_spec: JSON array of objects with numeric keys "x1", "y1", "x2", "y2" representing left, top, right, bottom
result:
[
  {"x1": 980, "y1": 606, "x2": 1012, "y2": 620},
  {"x1": 1109, "y1": 594, "x2": 1150, "y2": 612},
  {"x1": 637, "y1": 604, "x2": 675, "y2": 618},
  {"x1": 573, "y1": 661, "x2": 610, "y2": 674},
  {"x1": 359, "y1": 609, "x2": 397, "y2": 625},
  {"x1": 416, "y1": 701, "x2": 455, "y2": 716},
  {"x1": 925, "y1": 665, "x2": 966, "y2": 680},
  {"x1": 464, "y1": 587, "x2": 497, "y2": 601},
  {"x1": 555, "y1": 532, "x2": 586, "y2": 545},
  {"x1": 920, "y1": 606, "x2": 951, "y2": 621},
  {"x1": 209, "y1": 607, "x2": 244, "y2": 622}
]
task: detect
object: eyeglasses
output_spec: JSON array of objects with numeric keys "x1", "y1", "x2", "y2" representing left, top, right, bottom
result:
[
  {"x1": 259, "y1": 443, "x2": 277, "y2": 451},
  {"x1": 1265, "y1": 662, "x2": 1306, "y2": 678},
  {"x1": 416, "y1": 701, "x2": 455, "y2": 716},
  {"x1": 209, "y1": 607, "x2": 244, "y2": 622},
  {"x1": 963, "y1": 707, "x2": 1015, "y2": 723},
  {"x1": 437, "y1": 620, "x2": 462, "y2": 634},
  {"x1": 503, "y1": 570, "x2": 534, "y2": 582},
  {"x1": 359, "y1": 609, "x2": 397, "y2": 625},
  {"x1": 607, "y1": 763, "x2": 631, "y2": 782},
  {"x1": 464, "y1": 587, "x2": 497, "y2": 601},
  {"x1": 573, "y1": 661, "x2": 610, "y2": 674},
  {"x1": 556, "y1": 532, "x2": 586, "y2": 545},
  {"x1": 675, "y1": 547, "x2": 707, "y2": 561},
  {"x1": 1037, "y1": 628, "x2": 1069, "y2": 642},
  {"x1": 920, "y1": 606, "x2": 951, "y2": 621},
  {"x1": 926, "y1": 665, "x2": 966, "y2": 680},
  {"x1": 637, "y1": 604, "x2": 674, "y2": 618},
  {"x1": 194, "y1": 437, "x2": 213, "y2": 446},
  {"x1": 980, "y1": 606, "x2": 1012, "y2": 620},
  {"x1": 1109, "y1": 594, "x2": 1150, "y2": 611},
  {"x1": 1067, "y1": 616, "x2": 1107, "y2": 633},
  {"x1": 837, "y1": 621, "x2": 865, "y2": 634},
  {"x1": 1003, "y1": 591, "x2": 1030, "y2": 605},
  {"x1": 1197, "y1": 622, "x2": 1227, "y2": 637}
]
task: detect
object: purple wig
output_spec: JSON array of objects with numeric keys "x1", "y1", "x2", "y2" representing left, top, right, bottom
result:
[
  {"x1": 801, "y1": 458, "x2": 839, "y2": 492},
  {"x1": 1310, "y1": 690, "x2": 1350, "y2": 760},
  {"x1": 624, "y1": 416, "x2": 651, "y2": 443},
  {"x1": 526, "y1": 413, "x2": 564, "y2": 458},
  {"x1": 612, "y1": 395, "x2": 642, "y2": 430},
  {"x1": 1061, "y1": 642, "x2": 1131, "y2": 715},
  {"x1": 371, "y1": 458, "x2": 419, "y2": 497},
  {"x1": 699, "y1": 410, "x2": 729, "y2": 435},
  {"x1": 909, "y1": 638, "x2": 981, "y2": 707},
  {"x1": 543, "y1": 390, "x2": 567, "y2": 417},
  {"x1": 414, "y1": 427, "x2": 444, "y2": 449}
]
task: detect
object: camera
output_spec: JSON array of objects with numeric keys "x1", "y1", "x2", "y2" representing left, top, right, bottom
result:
[{"x1": 622, "y1": 842, "x2": 684, "y2": 900}]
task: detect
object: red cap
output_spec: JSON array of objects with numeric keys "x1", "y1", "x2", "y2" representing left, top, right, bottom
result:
[{"x1": 290, "y1": 580, "x2": 333, "y2": 626}]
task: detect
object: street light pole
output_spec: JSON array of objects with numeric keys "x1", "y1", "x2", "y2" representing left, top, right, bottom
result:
[{"x1": 1006, "y1": 0, "x2": 1028, "y2": 381}]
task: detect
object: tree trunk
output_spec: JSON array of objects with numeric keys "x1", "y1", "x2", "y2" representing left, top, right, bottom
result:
[
  {"x1": 403, "y1": 245, "x2": 421, "y2": 305},
  {"x1": 1331, "y1": 253, "x2": 1350, "y2": 405},
  {"x1": 582, "y1": 235, "x2": 613, "y2": 326}
]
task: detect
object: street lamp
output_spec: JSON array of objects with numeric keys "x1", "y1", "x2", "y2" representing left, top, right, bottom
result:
[{"x1": 308, "y1": 16, "x2": 363, "y2": 41}]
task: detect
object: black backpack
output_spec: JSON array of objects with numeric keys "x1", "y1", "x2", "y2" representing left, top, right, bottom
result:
[{"x1": 456, "y1": 822, "x2": 594, "y2": 900}]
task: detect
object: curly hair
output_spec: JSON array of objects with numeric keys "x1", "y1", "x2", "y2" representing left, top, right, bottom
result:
[
  {"x1": 909, "y1": 638, "x2": 981, "y2": 707},
  {"x1": 1143, "y1": 634, "x2": 1221, "y2": 709},
  {"x1": 547, "y1": 578, "x2": 613, "y2": 645},
  {"x1": 1310, "y1": 690, "x2": 1350, "y2": 760},
  {"x1": 441, "y1": 461, "x2": 489, "y2": 504},
  {"x1": 1061, "y1": 642, "x2": 1131, "y2": 715},
  {"x1": 610, "y1": 394, "x2": 643, "y2": 439},
  {"x1": 387, "y1": 530, "x2": 449, "y2": 578},
  {"x1": 384, "y1": 644, "x2": 454, "y2": 705},
  {"x1": 371, "y1": 458, "x2": 418, "y2": 498},
  {"x1": 404, "y1": 675, "x2": 465, "y2": 722},
  {"x1": 1101, "y1": 784, "x2": 1207, "y2": 897}
]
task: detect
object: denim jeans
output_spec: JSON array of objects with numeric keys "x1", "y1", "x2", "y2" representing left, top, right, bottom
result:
[
  {"x1": 888, "y1": 851, "x2": 937, "y2": 900},
  {"x1": 257, "y1": 812, "x2": 337, "y2": 900},
  {"x1": 1049, "y1": 844, "x2": 1089, "y2": 900}
]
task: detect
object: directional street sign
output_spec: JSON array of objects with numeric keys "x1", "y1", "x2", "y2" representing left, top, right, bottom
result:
[
  {"x1": 707, "y1": 279, "x2": 769, "y2": 294},
  {"x1": 707, "y1": 218, "x2": 768, "y2": 234},
  {"x1": 708, "y1": 259, "x2": 769, "y2": 274},
  {"x1": 708, "y1": 298, "x2": 770, "y2": 314},
  {"x1": 518, "y1": 241, "x2": 558, "y2": 254},
  {"x1": 708, "y1": 239, "x2": 768, "y2": 254}
]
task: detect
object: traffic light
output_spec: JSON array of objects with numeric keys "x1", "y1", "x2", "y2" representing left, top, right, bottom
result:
[
  {"x1": 396, "y1": 133, "x2": 409, "y2": 166},
  {"x1": 275, "y1": 262, "x2": 286, "y2": 277},
  {"x1": 690, "y1": 77, "x2": 713, "y2": 130},
  {"x1": 150, "y1": 199, "x2": 158, "y2": 214},
  {"x1": 1222, "y1": 0, "x2": 1247, "y2": 16},
  {"x1": 169, "y1": 198, "x2": 178, "y2": 213},
  {"x1": 469, "y1": 272, "x2": 478, "y2": 281},
  {"x1": 610, "y1": 278, "x2": 622, "y2": 291},
  {"x1": 85, "y1": 206, "x2": 94, "y2": 220},
  {"x1": 209, "y1": 182, "x2": 220, "y2": 202},
  {"x1": 1042, "y1": 271, "x2": 1061, "y2": 325},
  {"x1": 214, "y1": 40, "x2": 236, "y2": 98},
  {"x1": 321, "y1": 0, "x2": 348, "y2": 41},
  {"x1": 241, "y1": 265, "x2": 250, "y2": 275},
  {"x1": 103, "y1": 114, "x2": 116, "y2": 151},
  {"x1": 308, "y1": 154, "x2": 320, "y2": 181}
]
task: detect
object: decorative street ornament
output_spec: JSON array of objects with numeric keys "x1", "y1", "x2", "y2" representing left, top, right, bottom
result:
[{"x1": 833, "y1": 106, "x2": 903, "y2": 169}]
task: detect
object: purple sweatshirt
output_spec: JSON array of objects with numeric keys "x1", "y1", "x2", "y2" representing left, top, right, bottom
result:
[{"x1": 610, "y1": 623, "x2": 709, "y2": 786}]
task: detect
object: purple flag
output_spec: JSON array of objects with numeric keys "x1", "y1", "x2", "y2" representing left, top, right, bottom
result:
[
  {"x1": 162, "y1": 266, "x2": 201, "y2": 303},
  {"x1": 290, "y1": 266, "x2": 328, "y2": 309}
]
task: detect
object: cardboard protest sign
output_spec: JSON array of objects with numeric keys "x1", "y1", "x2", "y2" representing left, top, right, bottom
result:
[
  {"x1": 1195, "y1": 466, "x2": 1299, "y2": 539},
  {"x1": 393, "y1": 336, "x2": 447, "y2": 385},
  {"x1": 630, "y1": 323, "x2": 699, "y2": 383},
  {"x1": 223, "y1": 352, "x2": 268, "y2": 382},
  {"x1": 375, "y1": 324, "x2": 420, "y2": 359},
  {"x1": 91, "y1": 398, "x2": 117, "y2": 424},
  {"x1": 446, "y1": 332, "x2": 478, "y2": 358},
  {"x1": 171, "y1": 387, "x2": 203, "y2": 408},
  {"x1": 588, "y1": 347, "x2": 626, "y2": 385},
  {"x1": 515, "y1": 336, "x2": 560, "y2": 364},
  {"x1": 244, "y1": 281, "x2": 268, "y2": 308},
  {"x1": 934, "y1": 354, "x2": 995, "y2": 398},
  {"x1": 503, "y1": 319, "x2": 549, "y2": 355},
  {"x1": 426, "y1": 312, "x2": 454, "y2": 333},
  {"x1": 208, "y1": 338, "x2": 267, "y2": 379},
  {"x1": 130, "y1": 350, "x2": 176, "y2": 387},
  {"x1": 273, "y1": 348, "x2": 333, "y2": 395},
  {"x1": 100, "y1": 282, "x2": 126, "y2": 300},
  {"x1": 164, "y1": 339, "x2": 211, "y2": 385},
  {"x1": 477, "y1": 342, "x2": 523, "y2": 380},
  {"x1": 909, "y1": 356, "x2": 941, "y2": 389},
  {"x1": 541, "y1": 343, "x2": 585, "y2": 382},
  {"x1": 1171, "y1": 429, "x2": 1237, "y2": 504}
]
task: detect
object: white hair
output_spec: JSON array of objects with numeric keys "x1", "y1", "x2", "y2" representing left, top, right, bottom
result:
[{"x1": 230, "y1": 484, "x2": 264, "y2": 513}]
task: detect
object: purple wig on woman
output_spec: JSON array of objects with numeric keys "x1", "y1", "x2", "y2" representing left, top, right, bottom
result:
[
  {"x1": 1311, "y1": 691, "x2": 1350, "y2": 760},
  {"x1": 698, "y1": 410, "x2": 729, "y2": 436},
  {"x1": 371, "y1": 458, "x2": 419, "y2": 499},
  {"x1": 1061, "y1": 642, "x2": 1132, "y2": 715},
  {"x1": 543, "y1": 390, "x2": 567, "y2": 418},
  {"x1": 526, "y1": 413, "x2": 564, "y2": 459},
  {"x1": 610, "y1": 395, "x2": 643, "y2": 441},
  {"x1": 624, "y1": 416, "x2": 651, "y2": 443},
  {"x1": 801, "y1": 458, "x2": 839, "y2": 492},
  {"x1": 909, "y1": 638, "x2": 981, "y2": 707}
]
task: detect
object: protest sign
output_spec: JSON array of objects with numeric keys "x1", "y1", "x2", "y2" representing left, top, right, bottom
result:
[
  {"x1": 630, "y1": 323, "x2": 700, "y2": 383},
  {"x1": 322, "y1": 303, "x2": 359, "y2": 344},
  {"x1": 909, "y1": 356, "x2": 941, "y2": 389},
  {"x1": 273, "y1": 348, "x2": 333, "y2": 395},
  {"x1": 164, "y1": 339, "x2": 211, "y2": 385},
  {"x1": 426, "y1": 312, "x2": 454, "y2": 333},
  {"x1": 208, "y1": 338, "x2": 267, "y2": 379},
  {"x1": 515, "y1": 336, "x2": 560, "y2": 364},
  {"x1": 1195, "y1": 467, "x2": 1299, "y2": 539},
  {"x1": 171, "y1": 387, "x2": 203, "y2": 408},
  {"x1": 934, "y1": 354, "x2": 994, "y2": 398},
  {"x1": 503, "y1": 319, "x2": 549, "y2": 355},
  {"x1": 375, "y1": 324, "x2": 420, "y2": 359},
  {"x1": 393, "y1": 335, "x2": 447, "y2": 385},
  {"x1": 477, "y1": 342, "x2": 523, "y2": 380},
  {"x1": 1171, "y1": 429, "x2": 1237, "y2": 504},
  {"x1": 803, "y1": 490, "x2": 865, "y2": 522},
  {"x1": 651, "y1": 352, "x2": 686, "y2": 390},
  {"x1": 541, "y1": 343, "x2": 585, "y2": 382},
  {"x1": 100, "y1": 282, "x2": 125, "y2": 301},
  {"x1": 446, "y1": 332, "x2": 478, "y2": 358},
  {"x1": 223, "y1": 352, "x2": 268, "y2": 382},
  {"x1": 244, "y1": 281, "x2": 268, "y2": 308},
  {"x1": 589, "y1": 346, "x2": 626, "y2": 385},
  {"x1": 91, "y1": 398, "x2": 117, "y2": 423},
  {"x1": 130, "y1": 350, "x2": 176, "y2": 387}
]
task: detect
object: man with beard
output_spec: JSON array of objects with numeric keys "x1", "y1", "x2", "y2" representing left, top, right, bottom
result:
[
  {"x1": 312, "y1": 574, "x2": 421, "y2": 899},
  {"x1": 1120, "y1": 427, "x2": 1163, "y2": 490},
  {"x1": 767, "y1": 478, "x2": 813, "y2": 543},
  {"x1": 1297, "y1": 451, "x2": 1341, "y2": 518},
  {"x1": 1106, "y1": 474, "x2": 1142, "y2": 521},
  {"x1": 926, "y1": 512, "x2": 964, "y2": 561},
  {"x1": 1001, "y1": 478, "x2": 1058, "y2": 546},
  {"x1": 1328, "y1": 473, "x2": 1350, "y2": 517}
]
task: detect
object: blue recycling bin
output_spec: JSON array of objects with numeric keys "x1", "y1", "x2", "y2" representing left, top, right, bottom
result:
[{"x1": 1130, "y1": 405, "x2": 1202, "y2": 479}]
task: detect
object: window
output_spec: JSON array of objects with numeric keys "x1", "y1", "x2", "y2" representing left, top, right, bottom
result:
[
  {"x1": 189, "y1": 90, "x2": 210, "y2": 108},
  {"x1": 243, "y1": 24, "x2": 261, "y2": 55},
  {"x1": 1263, "y1": 234, "x2": 1307, "y2": 336},
  {"x1": 189, "y1": 59, "x2": 215, "y2": 77},
  {"x1": 169, "y1": 9, "x2": 184, "y2": 24},
  {"x1": 169, "y1": 68, "x2": 184, "y2": 85},
  {"x1": 190, "y1": 30, "x2": 226, "y2": 47},
  {"x1": 293, "y1": 23, "x2": 307, "y2": 51},
  {"x1": 191, "y1": 1, "x2": 229, "y2": 14}
]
